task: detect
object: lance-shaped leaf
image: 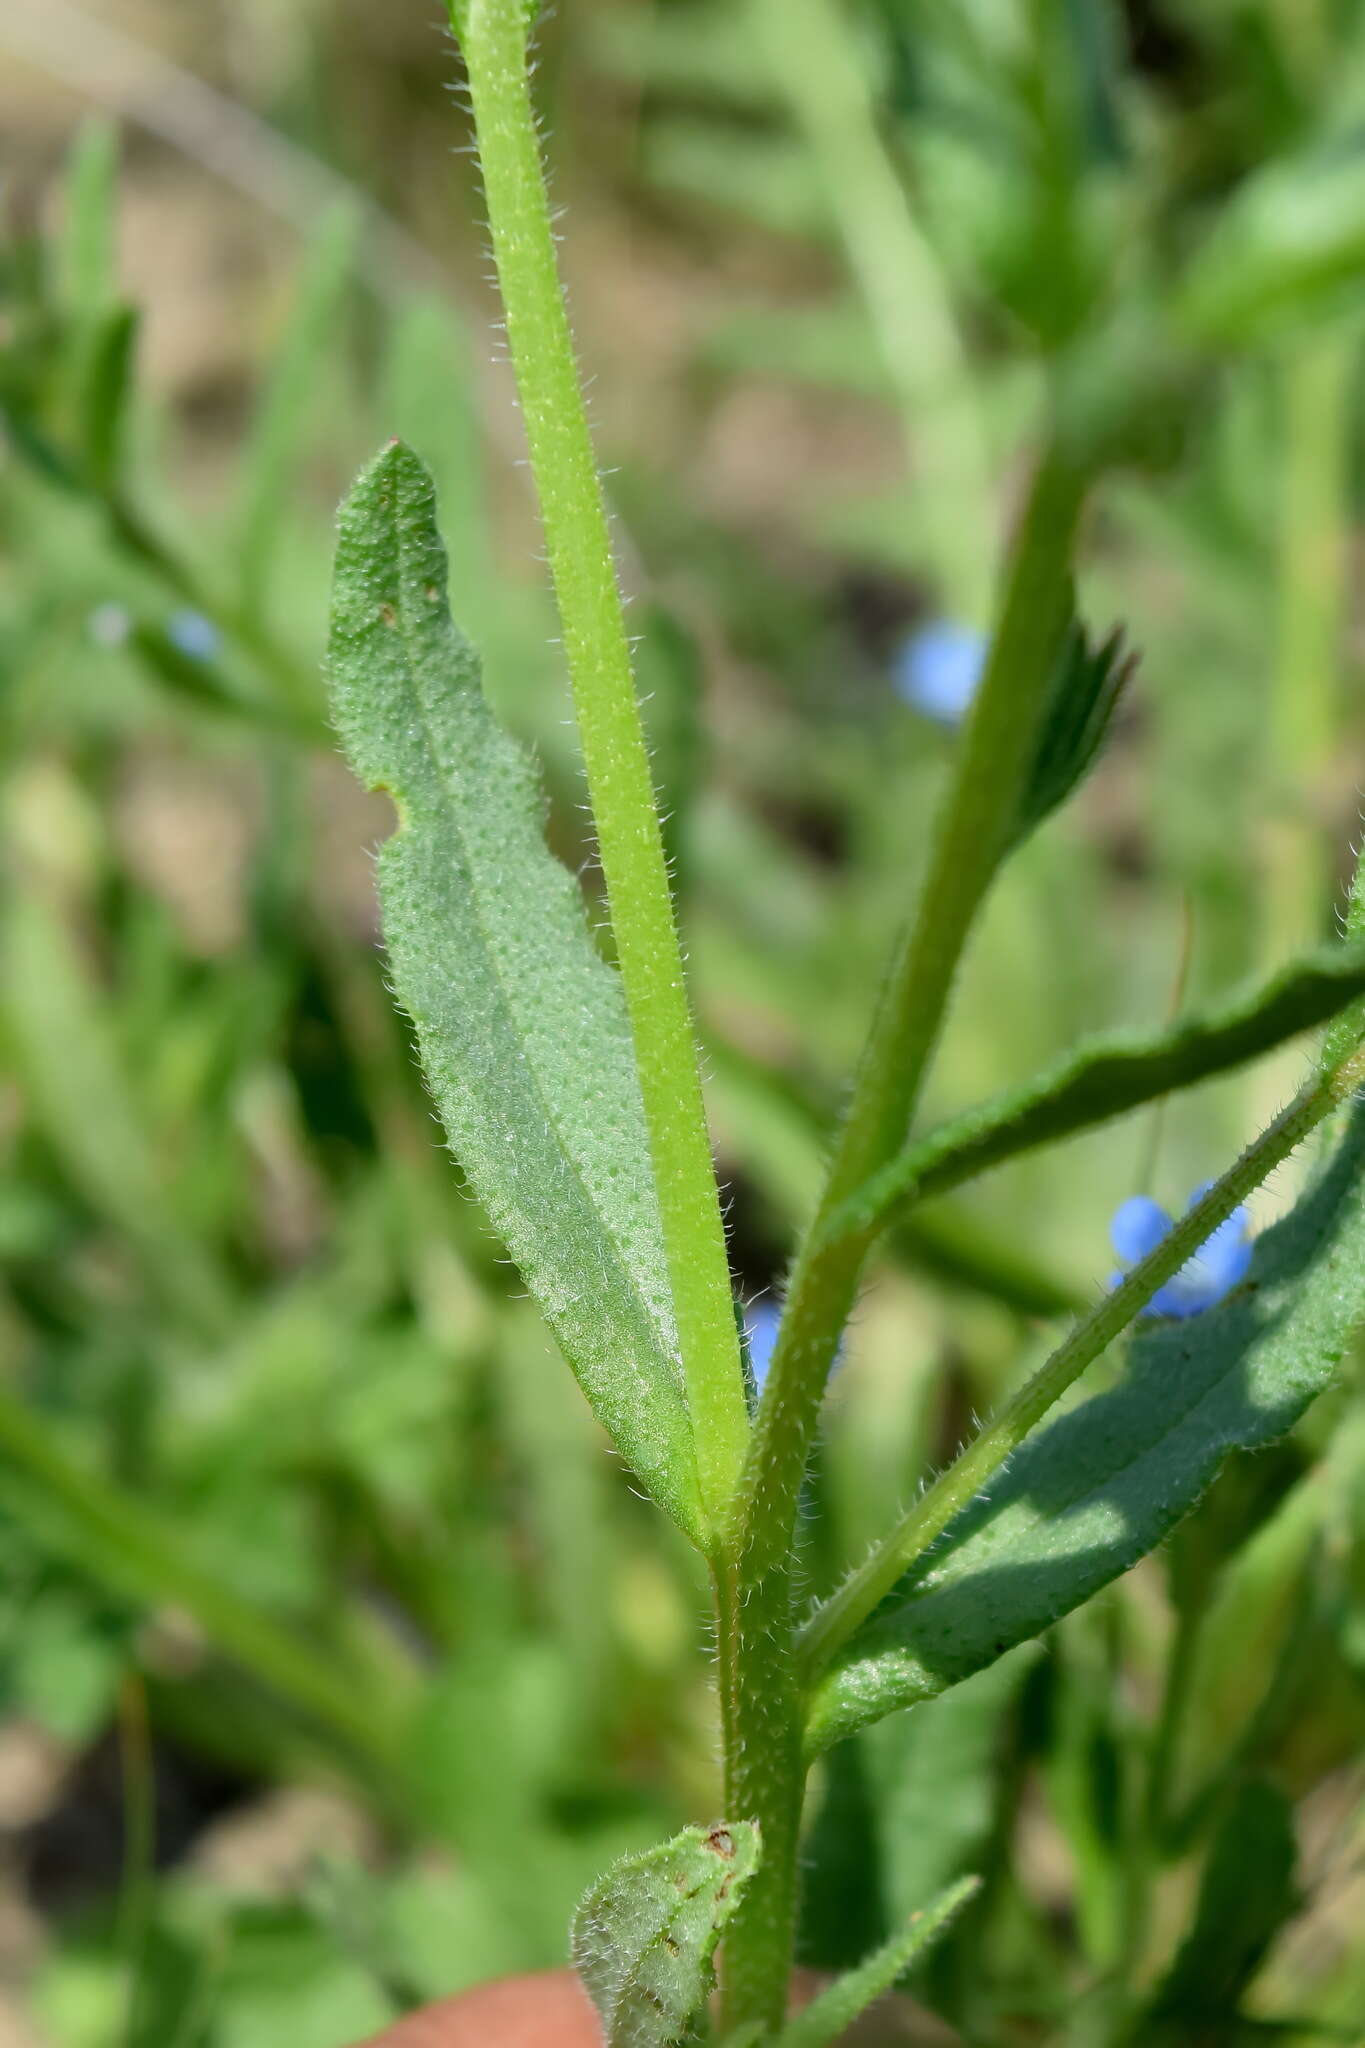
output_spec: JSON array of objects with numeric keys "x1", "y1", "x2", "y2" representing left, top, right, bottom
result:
[
  {"x1": 823, "y1": 943, "x2": 1365, "y2": 1247},
  {"x1": 775, "y1": 1875, "x2": 980, "y2": 2048},
  {"x1": 1009, "y1": 617, "x2": 1133, "y2": 850},
  {"x1": 327, "y1": 443, "x2": 702, "y2": 1544},
  {"x1": 806, "y1": 1099, "x2": 1365, "y2": 1753},
  {"x1": 571, "y1": 1822, "x2": 761, "y2": 2046}
]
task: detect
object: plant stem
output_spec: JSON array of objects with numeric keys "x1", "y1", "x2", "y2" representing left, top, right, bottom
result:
[
  {"x1": 747, "y1": 0, "x2": 993, "y2": 622},
  {"x1": 453, "y1": 0, "x2": 747, "y2": 1540},
  {"x1": 713, "y1": 1553, "x2": 806, "y2": 2035},
  {"x1": 797, "y1": 1049, "x2": 1365, "y2": 1682},
  {"x1": 732, "y1": 445, "x2": 1087, "y2": 1589}
]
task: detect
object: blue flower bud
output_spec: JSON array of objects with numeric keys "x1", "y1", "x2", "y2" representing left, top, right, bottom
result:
[
  {"x1": 743, "y1": 1299, "x2": 782, "y2": 1393},
  {"x1": 1110, "y1": 1194, "x2": 1170, "y2": 1266},
  {"x1": 893, "y1": 621, "x2": 986, "y2": 726},
  {"x1": 1109, "y1": 1185, "x2": 1253, "y2": 1320},
  {"x1": 167, "y1": 609, "x2": 221, "y2": 661}
]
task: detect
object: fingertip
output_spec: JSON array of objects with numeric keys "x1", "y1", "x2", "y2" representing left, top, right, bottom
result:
[{"x1": 355, "y1": 1971, "x2": 600, "y2": 2048}]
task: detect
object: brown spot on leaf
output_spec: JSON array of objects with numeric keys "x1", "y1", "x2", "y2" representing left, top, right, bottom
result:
[
  {"x1": 705, "y1": 1826, "x2": 736, "y2": 1860},
  {"x1": 379, "y1": 603, "x2": 397, "y2": 628}
]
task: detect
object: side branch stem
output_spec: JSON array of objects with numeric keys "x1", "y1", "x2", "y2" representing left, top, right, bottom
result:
[{"x1": 731, "y1": 446, "x2": 1088, "y2": 1586}]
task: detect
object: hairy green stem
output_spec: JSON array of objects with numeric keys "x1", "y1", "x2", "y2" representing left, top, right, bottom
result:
[
  {"x1": 713, "y1": 1553, "x2": 806, "y2": 2035},
  {"x1": 453, "y1": 0, "x2": 747, "y2": 1538},
  {"x1": 797, "y1": 1049, "x2": 1364, "y2": 1681}
]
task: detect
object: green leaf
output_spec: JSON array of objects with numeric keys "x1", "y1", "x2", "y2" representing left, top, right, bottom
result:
[
  {"x1": 824, "y1": 942, "x2": 1365, "y2": 1247},
  {"x1": 806, "y1": 1099, "x2": 1365, "y2": 1752},
  {"x1": 774, "y1": 1876, "x2": 980, "y2": 2048},
  {"x1": 59, "y1": 117, "x2": 118, "y2": 317},
  {"x1": 570, "y1": 1822, "x2": 761, "y2": 2047},
  {"x1": 1010, "y1": 618, "x2": 1133, "y2": 849},
  {"x1": 79, "y1": 303, "x2": 138, "y2": 491},
  {"x1": 326, "y1": 442, "x2": 703, "y2": 1545},
  {"x1": 53, "y1": 120, "x2": 140, "y2": 497}
]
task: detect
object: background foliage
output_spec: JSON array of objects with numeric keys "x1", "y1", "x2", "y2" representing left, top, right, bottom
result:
[{"x1": 1, "y1": 2, "x2": 1365, "y2": 2042}]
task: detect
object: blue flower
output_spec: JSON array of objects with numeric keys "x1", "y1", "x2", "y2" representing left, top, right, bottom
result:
[
  {"x1": 743, "y1": 1299, "x2": 782, "y2": 1394},
  {"x1": 893, "y1": 621, "x2": 986, "y2": 726},
  {"x1": 167, "y1": 609, "x2": 221, "y2": 660},
  {"x1": 1109, "y1": 1186, "x2": 1253, "y2": 1320}
]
